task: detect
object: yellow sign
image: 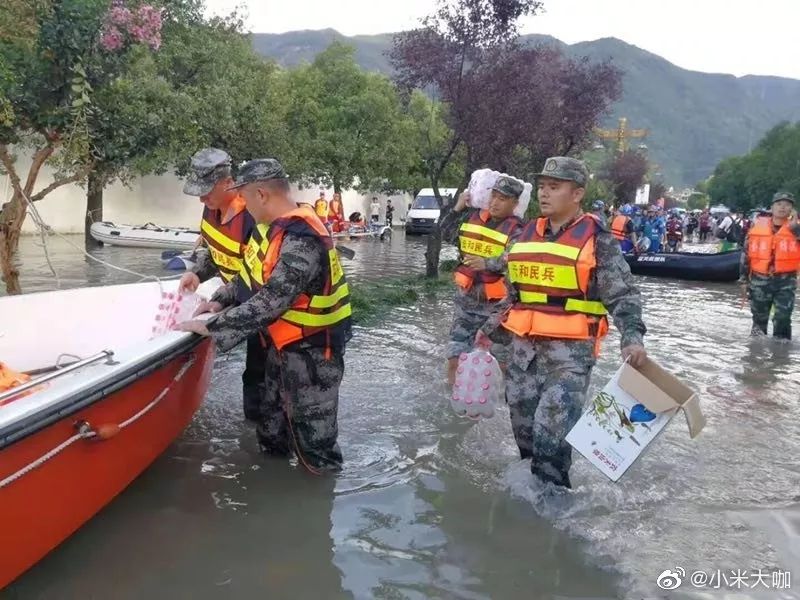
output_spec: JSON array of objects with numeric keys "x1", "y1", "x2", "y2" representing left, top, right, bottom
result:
[
  {"x1": 460, "y1": 237, "x2": 503, "y2": 258},
  {"x1": 508, "y1": 261, "x2": 578, "y2": 290}
]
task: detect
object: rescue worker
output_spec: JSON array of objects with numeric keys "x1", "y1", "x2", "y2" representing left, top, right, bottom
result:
[
  {"x1": 439, "y1": 176, "x2": 524, "y2": 385},
  {"x1": 179, "y1": 148, "x2": 264, "y2": 421},
  {"x1": 643, "y1": 206, "x2": 665, "y2": 253},
  {"x1": 177, "y1": 159, "x2": 351, "y2": 472},
  {"x1": 477, "y1": 157, "x2": 647, "y2": 489},
  {"x1": 591, "y1": 200, "x2": 607, "y2": 227},
  {"x1": 610, "y1": 204, "x2": 637, "y2": 253},
  {"x1": 740, "y1": 191, "x2": 800, "y2": 340},
  {"x1": 315, "y1": 190, "x2": 330, "y2": 222},
  {"x1": 665, "y1": 209, "x2": 683, "y2": 253}
]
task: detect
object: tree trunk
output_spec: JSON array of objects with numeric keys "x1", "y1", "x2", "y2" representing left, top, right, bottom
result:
[
  {"x1": 85, "y1": 170, "x2": 103, "y2": 249},
  {"x1": 424, "y1": 227, "x2": 442, "y2": 278},
  {"x1": 0, "y1": 192, "x2": 28, "y2": 294}
]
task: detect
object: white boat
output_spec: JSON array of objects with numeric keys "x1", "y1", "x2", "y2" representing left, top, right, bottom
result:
[
  {"x1": 90, "y1": 221, "x2": 200, "y2": 250},
  {"x1": 0, "y1": 278, "x2": 221, "y2": 588}
]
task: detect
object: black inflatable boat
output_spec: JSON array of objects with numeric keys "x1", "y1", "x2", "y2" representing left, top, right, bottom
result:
[{"x1": 623, "y1": 250, "x2": 741, "y2": 282}]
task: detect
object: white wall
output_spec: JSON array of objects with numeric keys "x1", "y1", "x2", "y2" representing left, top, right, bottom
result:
[{"x1": 6, "y1": 152, "x2": 411, "y2": 234}]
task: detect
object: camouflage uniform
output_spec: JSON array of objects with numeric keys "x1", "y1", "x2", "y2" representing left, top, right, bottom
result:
[
  {"x1": 739, "y1": 192, "x2": 800, "y2": 340},
  {"x1": 183, "y1": 148, "x2": 266, "y2": 420},
  {"x1": 482, "y1": 157, "x2": 646, "y2": 488},
  {"x1": 439, "y1": 177, "x2": 524, "y2": 364},
  {"x1": 206, "y1": 159, "x2": 349, "y2": 471}
]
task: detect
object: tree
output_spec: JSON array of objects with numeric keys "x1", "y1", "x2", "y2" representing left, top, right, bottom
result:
[
  {"x1": 687, "y1": 192, "x2": 708, "y2": 211},
  {"x1": 283, "y1": 42, "x2": 414, "y2": 194},
  {"x1": 390, "y1": 0, "x2": 621, "y2": 277},
  {"x1": 604, "y1": 150, "x2": 648, "y2": 205},
  {"x1": 0, "y1": 0, "x2": 163, "y2": 293},
  {"x1": 708, "y1": 122, "x2": 800, "y2": 211}
]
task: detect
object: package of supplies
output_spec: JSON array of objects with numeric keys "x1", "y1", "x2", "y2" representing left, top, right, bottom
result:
[
  {"x1": 451, "y1": 350, "x2": 504, "y2": 419},
  {"x1": 467, "y1": 169, "x2": 532, "y2": 219},
  {"x1": 565, "y1": 357, "x2": 705, "y2": 482},
  {"x1": 152, "y1": 291, "x2": 201, "y2": 337}
]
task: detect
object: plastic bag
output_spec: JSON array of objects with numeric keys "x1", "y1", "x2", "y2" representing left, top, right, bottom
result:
[
  {"x1": 152, "y1": 291, "x2": 202, "y2": 337},
  {"x1": 467, "y1": 169, "x2": 532, "y2": 219},
  {"x1": 451, "y1": 350, "x2": 504, "y2": 419}
]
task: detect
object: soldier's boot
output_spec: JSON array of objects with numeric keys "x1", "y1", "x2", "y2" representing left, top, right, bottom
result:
[
  {"x1": 242, "y1": 382, "x2": 265, "y2": 422},
  {"x1": 772, "y1": 314, "x2": 792, "y2": 340},
  {"x1": 531, "y1": 446, "x2": 573, "y2": 489}
]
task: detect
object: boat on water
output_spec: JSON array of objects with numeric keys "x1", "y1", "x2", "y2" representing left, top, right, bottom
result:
[
  {"x1": 0, "y1": 278, "x2": 221, "y2": 588},
  {"x1": 90, "y1": 221, "x2": 200, "y2": 250},
  {"x1": 332, "y1": 223, "x2": 392, "y2": 241},
  {"x1": 624, "y1": 250, "x2": 741, "y2": 282},
  {"x1": 160, "y1": 249, "x2": 197, "y2": 271}
]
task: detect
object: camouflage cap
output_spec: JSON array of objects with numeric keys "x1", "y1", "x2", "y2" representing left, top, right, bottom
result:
[
  {"x1": 771, "y1": 190, "x2": 795, "y2": 205},
  {"x1": 535, "y1": 156, "x2": 589, "y2": 188},
  {"x1": 182, "y1": 148, "x2": 232, "y2": 196},
  {"x1": 490, "y1": 176, "x2": 524, "y2": 199},
  {"x1": 227, "y1": 158, "x2": 288, "y2": 190}
]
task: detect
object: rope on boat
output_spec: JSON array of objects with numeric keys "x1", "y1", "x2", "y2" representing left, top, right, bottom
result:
[{"x1": 0, "y1": 355, "x2": 196, "y2": 490}]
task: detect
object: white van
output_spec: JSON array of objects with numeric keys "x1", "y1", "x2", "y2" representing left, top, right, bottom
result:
[{"x1": 405, "y1": 188, "x2": 459, "y2": 234}]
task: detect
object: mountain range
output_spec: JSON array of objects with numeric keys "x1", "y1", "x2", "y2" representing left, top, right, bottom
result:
[{"x1": 252, "y1": 29, "x2": 800, "y2": 187}]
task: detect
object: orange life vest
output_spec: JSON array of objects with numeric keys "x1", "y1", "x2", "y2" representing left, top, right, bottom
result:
[
  {"x1": 0, "y1": 362, "x2": 32, "y2": 405},
  {"x1": 610, "y1": 215, "x2": 630, "y2": 241},
  {"x1": 315, "y1": 199, "x2": 329, "y2": 219},
  {"x1": 330, "y1": 199, "x2": 343, "y2": 218},
  {"x1": 747, "y1": 217, "x2": 800, "y2": 276},
  {"x1": 200, "y1": 195, "x2": 254, "y2": 285},
  {"x1": 453, "y1": 210, "x2": 521, "y2": 301},
  {"x1": 240, "y1": 207, "x2": 352, "y2": 351},
  {"x1": 502, "y1": 214, "x2": 609, "y2": 348}
]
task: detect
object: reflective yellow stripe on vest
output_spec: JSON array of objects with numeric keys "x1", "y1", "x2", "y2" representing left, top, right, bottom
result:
[
  {"x1": 508, "y1": 261, "x2": 578, "y2": 290},
  {"x1": 283, "y1": 304, "x2": 353, "y2": 327},
  {"x1": 510, "y1": 242, "x2": 580, "y2": 260},
  {"x1": 460, "y1": 223, "x2": 509, "y2": 244},
  {"x1": 201, "y1": 219, "x2": 241, "y2": 253},
  {"x1": 459, "y1": 223, "x2": 508, "y2": 258},
  {"x1": 517, "y1": 291, "x2": 607, "y2": 316},
  {"x1": 308, "y1": 282, "x2": 350, "y2": 309},
  {"x1": 207, "y1": 246, "x2": 241, "y2": 281}
]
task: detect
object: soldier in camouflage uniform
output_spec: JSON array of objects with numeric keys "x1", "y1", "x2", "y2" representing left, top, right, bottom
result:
[
  {"x1": 178, "y1": 159, "x2": 351, "y2": 472},
  {"x1": 180, "y1": 148, "x2": 265, "y2": 421},
  {"x1": 739, "y1": 191, "x2": 800, "y2": 340},
  {"x1": 479, "y1": 157, "x2": 647, "y2": 489},
  {"x1": 439, "y1": 176, "x2": 524, "y2": 384}
]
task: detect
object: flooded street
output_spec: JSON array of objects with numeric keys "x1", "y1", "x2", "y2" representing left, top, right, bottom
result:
[{"x1": 4, "y1": 233, "x2": 800, "y2": 599}]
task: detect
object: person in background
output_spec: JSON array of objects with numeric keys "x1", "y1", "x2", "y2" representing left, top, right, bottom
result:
[
  {"x1": 315, "y1": 190, "x2": 329, "y2": 222},
  {"x1": 665, "y1": 209, "x2": 683, "y2": 252},
  {"x1": 591, "y1": 200, "x2": 607, "y2": 227},
  {"x1": 717, "y1": 211, "x2": 743, "y2": 252},
  {"x1": 686, "y1": 211, "x2": 699, "y2": 242},
  {"x1": 370, "y1": 197, "x2": 381, "y2": 224},
  {"x1": 740, "y1": 191, "x2": 800, "y2": 340},
  {"x1": 385, "y1": 199, "x2": 395, "y2": 227},
  {"x1": 643, "y1": 206, "x2": 666, "y2": 253},
  {"x1": 698, "y1": 209, "x2": 712, "y2": 242},
  {"x1": 610, "y1": 204, "x2": 637, "y2": 253}
]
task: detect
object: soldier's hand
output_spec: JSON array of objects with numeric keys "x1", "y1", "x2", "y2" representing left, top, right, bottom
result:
[
  {"x1": 174, "y1": 319, "x2": 210, "y2": 337},
  {"x1": 179, "y1": 272, "x2": 200, "y2": 293},
  {"x1": 455, "y1": 191, "x2": 471, "y2": 212},
  {"x1": 463, "y1": 256, "x2": 486, "y2": 270},
  {"x1": 193, "y1": 300, "x2": 223, "y2": 317},
  {"x1": 621, "y1": 344, "x2": 647, "y2": 368},
  {"x1": 475, "y1": 330, "x2": 492, "y2": 350}
]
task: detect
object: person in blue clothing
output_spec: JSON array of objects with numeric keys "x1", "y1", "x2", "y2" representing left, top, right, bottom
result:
[{"x1": 643, "y1": 206, "x2": 666, "y2": 253}]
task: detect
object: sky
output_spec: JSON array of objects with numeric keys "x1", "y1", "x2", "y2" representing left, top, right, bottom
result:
[{"x1": 205, "y1": 0, "x2": 799, "y2": 80}]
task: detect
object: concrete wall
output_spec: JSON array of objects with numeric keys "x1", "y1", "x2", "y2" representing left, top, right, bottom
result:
[{"x1": 6, "y1": 152, "x2": 411, "y2": 234}]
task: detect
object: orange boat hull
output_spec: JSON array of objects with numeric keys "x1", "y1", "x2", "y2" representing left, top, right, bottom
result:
[{"x1": 0, "y1": 339, "x2": 215, "y2": 589}]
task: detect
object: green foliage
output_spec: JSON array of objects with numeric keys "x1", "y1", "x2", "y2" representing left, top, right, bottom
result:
[
  {"x1": 708, "y1": 122, "x2": 800, "y2": 211},
  {"x1": 687, "y1": 192, "x2": 709, "y2": 211},
  {"x1": 349, "y1": 273, "x2": 451, "y2": 325}
]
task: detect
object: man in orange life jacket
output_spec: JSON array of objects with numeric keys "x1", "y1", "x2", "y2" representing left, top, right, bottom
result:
[
  {"x1": 177, "y1": 158, "x2": 351, "y2": 472},
  {"x1": 439, "y1": 176, "x2": 524, "y2": 385},
  {"x1": 179, "y1": 148, "x2": 264, "y2": 421},
  {"x1": 477, "y1": 157, "x2": 647, "y2": 489},
  {"x1": 739, "y1": 191, "x2": 800, "y2": 339}
]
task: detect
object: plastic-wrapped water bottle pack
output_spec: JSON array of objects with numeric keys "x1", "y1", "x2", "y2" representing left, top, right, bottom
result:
[{"x1": 451, "y1": 350, "x2": 504, "y2": 419}]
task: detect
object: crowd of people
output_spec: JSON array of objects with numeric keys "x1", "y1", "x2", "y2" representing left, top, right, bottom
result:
[
  {"x1": 311, "y1": 191, "x2": 395, "y2": 233},
  {"x1": 598, "y1": 203, "x2": 754, "y2": 254}
]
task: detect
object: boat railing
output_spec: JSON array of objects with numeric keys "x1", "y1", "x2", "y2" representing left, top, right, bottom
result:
[{"x1": 0, "y1": 350, "x2": 116, "y2": 405}]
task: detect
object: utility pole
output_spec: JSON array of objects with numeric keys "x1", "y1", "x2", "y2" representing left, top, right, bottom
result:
[{"x1": 595, "y1": 117, "x2": 648, "y2": 154}]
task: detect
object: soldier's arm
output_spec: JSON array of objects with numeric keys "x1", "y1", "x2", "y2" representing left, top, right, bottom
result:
[
  {"x1": 206, "y1": 233, "x2": 323, "y2": 352},
  {"x1": 439, "y1": 206, "x2": 473, "y2": 245},
  {"x1": 191, "y1": 246, "x2": 219, "y2": 282},
  {"x1": 594, "y1": 230, "x2": 647, "y2": 349},
  {"x1": 479, "y1": 275, "x2": 519, "y2": 338},
  {"x1": 485, "y1": 222, "x2": 522, "y2": 273},
  {"x1": 790, "y1": 222, "x2": 800, "y2": 240},
  {"x1": 209, "y1": 279, "x2": 238, "y2": 308}
]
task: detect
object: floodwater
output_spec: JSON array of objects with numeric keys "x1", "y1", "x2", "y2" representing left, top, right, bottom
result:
[{"x1": 4, "y1": 232, "x2": 800, "y2": 600}]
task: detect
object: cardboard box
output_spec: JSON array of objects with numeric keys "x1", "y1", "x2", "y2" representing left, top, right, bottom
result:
[{"x1": 565, "y1": 358, "x2": 706, "y2": 482}]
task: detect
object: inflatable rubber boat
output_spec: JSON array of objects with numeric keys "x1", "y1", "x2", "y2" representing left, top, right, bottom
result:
[
  {"x1": 160, "y1": 249, "x2": 197, "y2": 271},
  {"x1": 624, "y1": 250, "x2": 741, "y2": 282},
  {"x1": 90, "y1": 221, "x2": 200, "y2": 250},
  {"x1": 0, "y1": 278, "x2": 221, "y2": 587}
]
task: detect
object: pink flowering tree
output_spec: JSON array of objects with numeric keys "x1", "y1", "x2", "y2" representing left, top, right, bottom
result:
[{"x1": 0, "y1": 0, "x2": 164, "y2": 291}]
